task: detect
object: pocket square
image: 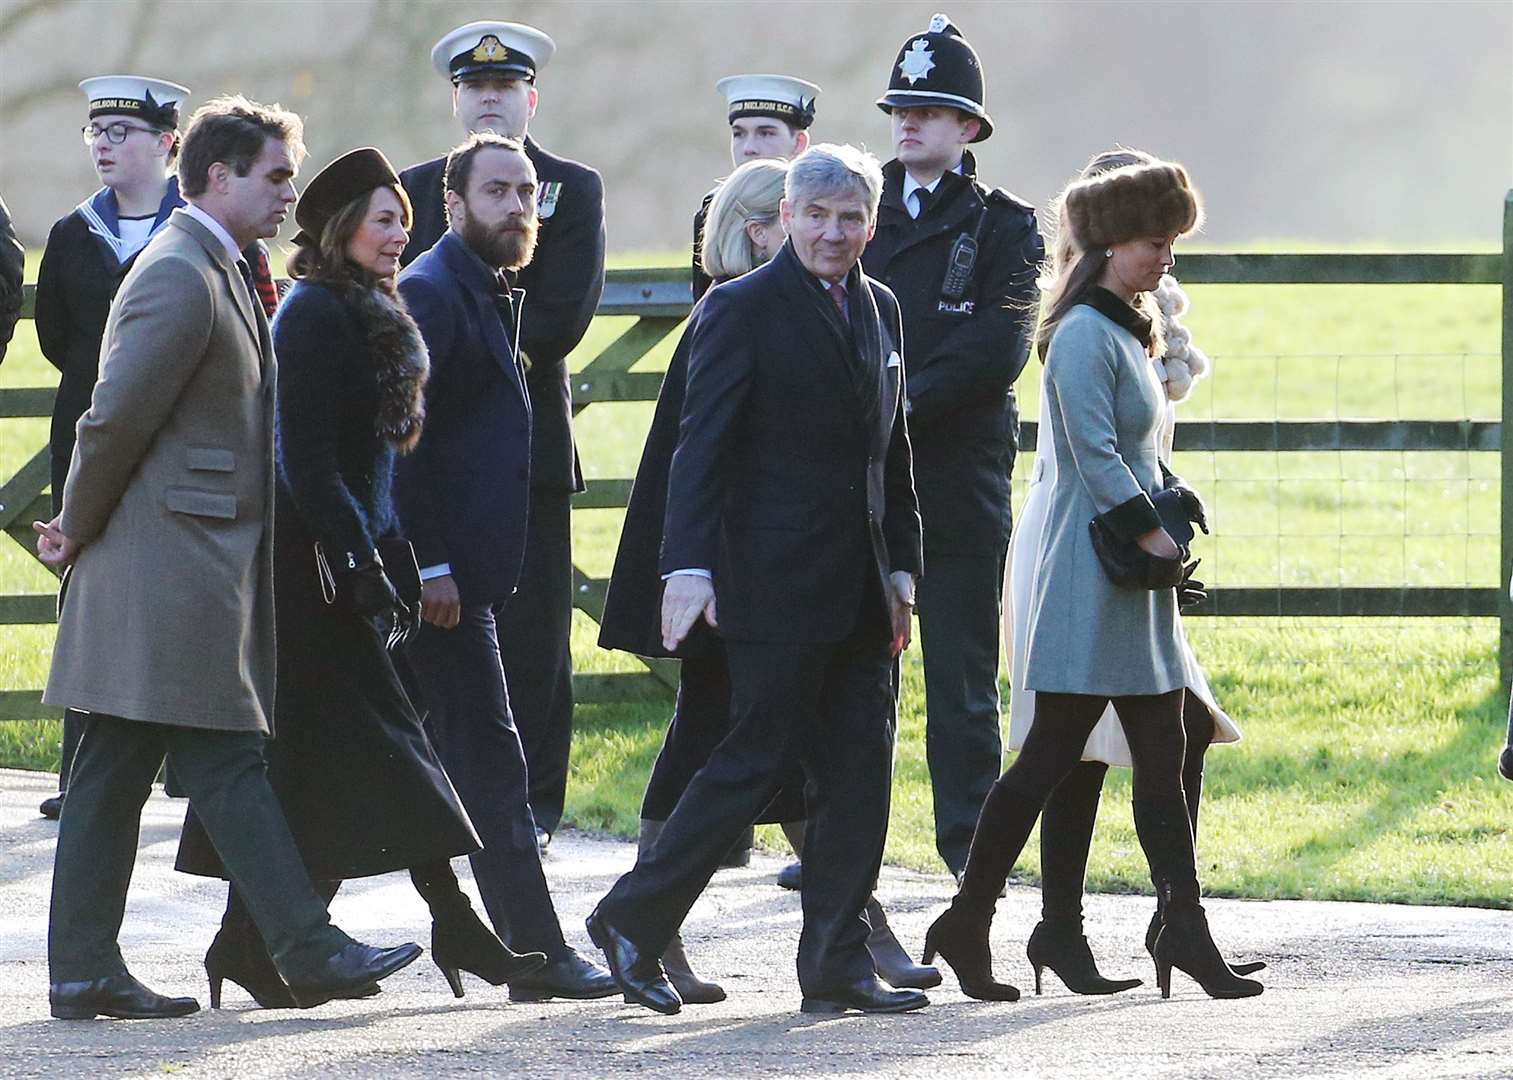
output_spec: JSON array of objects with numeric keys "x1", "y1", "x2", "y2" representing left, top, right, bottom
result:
[{"x1": 886, "y1": 351, "x2": 902, "y2": 369}]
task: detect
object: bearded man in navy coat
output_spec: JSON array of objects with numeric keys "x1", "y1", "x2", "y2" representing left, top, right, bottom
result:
[{"x1": 395, "y1": 133, "x2": 613, "y2": 1003}]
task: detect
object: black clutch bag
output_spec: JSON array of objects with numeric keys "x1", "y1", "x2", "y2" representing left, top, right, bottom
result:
[{"x1": 1088, "y1": 489, "x2": 1191, "y2": 590}]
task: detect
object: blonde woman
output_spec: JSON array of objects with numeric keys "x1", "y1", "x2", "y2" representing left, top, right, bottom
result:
[{"x1": 922, "y1": 154, "x2": 1262, "y2": 1002}]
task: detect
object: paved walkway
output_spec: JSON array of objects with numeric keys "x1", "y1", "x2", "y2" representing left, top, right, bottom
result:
[{"x1": 1, "y1": 768, "x2": 1511, "y2": 1078}]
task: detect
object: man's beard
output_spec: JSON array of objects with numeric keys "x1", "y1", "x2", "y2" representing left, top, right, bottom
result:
[{"x1": 461, "y1": 212, "x2": 539, "y2": 271}]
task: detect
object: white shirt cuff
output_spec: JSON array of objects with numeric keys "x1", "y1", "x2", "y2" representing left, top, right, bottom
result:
[
  {"x1": 662, "y1": 568, "x2": 712, "y2": 580},
  {"x1": 419, "y1": 563, "x2": 452, "y2": 581}
]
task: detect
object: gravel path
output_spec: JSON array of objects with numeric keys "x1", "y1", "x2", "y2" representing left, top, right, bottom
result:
[{"x1": 2, "y1": 768, "x2": 1510, "y2": 1078}]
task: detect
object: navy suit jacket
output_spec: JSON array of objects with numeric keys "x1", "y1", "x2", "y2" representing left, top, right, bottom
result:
[
  {"x1": 659, "y1": 241, "x2": 923, "y2": 644},
  {"x1": 394, "y1": 230, "x2": 532, "y2": 607}
]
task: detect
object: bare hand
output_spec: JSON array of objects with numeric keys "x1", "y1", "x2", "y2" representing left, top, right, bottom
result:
[
  {"x1": 1136, "y1": 527, "x2": 1181, "y2": 560},
  {"x1": 419, "y1": 574, "x2": 461, "y2": 630},
  {"x1": 661, "y1": 574, "x2": 717, "y2": 652},
  {"x1": 888, "y1": 570, "x2": 915, "y2": 657},
  {"x1": 33, "y1": 517, "x2": 81, "y2": 571}
]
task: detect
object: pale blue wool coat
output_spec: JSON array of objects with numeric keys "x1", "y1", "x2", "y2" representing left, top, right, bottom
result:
[{"x1": 1022, "y1": 301, "x2": 1187, "y2": 696}]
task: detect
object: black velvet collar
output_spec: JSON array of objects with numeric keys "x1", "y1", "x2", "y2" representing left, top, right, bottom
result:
[{"x1": 1080, "y1": 286, "x2": 1153, "y2": 350}]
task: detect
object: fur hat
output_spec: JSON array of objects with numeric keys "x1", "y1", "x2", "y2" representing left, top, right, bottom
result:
[{"x1": 1064, "y1": 160, "x2": 1203, "y2": 252}]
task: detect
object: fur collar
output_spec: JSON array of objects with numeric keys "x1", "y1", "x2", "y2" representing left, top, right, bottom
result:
[{"x1": 330, "y1": 277, "x2": 429, "y2": 452}]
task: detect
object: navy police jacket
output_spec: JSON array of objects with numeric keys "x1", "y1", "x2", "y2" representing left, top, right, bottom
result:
[{"x1": 393, "y1": 230, "x2": 532, "y2": 607}]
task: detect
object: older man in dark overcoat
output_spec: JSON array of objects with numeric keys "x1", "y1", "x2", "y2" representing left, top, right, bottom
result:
[{"x1": 588, "y1": 144, "x2": 926, "y2": 1017}]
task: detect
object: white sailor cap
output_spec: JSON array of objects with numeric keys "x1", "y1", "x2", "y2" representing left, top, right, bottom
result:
[
  {"x1": 715, "y1": 74, "x2": 820, "y2": 130},
  {"x1": 431, "y1": 21, "x2": 556, "y2": 84},
  {"x1": 78, "y1": 75, "x2": 190, "y2": 126}
]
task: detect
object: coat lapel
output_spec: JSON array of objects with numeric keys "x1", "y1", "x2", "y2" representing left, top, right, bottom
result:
[
  {"x1": 169, "y1": 213, "x2": 264, "y2": 356},
  {"x1": 775, "y1": 244, "x2": 867, "y2": 418}
]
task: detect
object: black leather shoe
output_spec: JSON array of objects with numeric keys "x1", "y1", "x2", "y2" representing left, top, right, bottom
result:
[
  {"x1": 585, "y1": 908, "x2": 682, "y2": 1015},
  {"x1": 507, "y1": 947, "x2": 618, "y2": 1002},
  {"x1": 285, "y1": 941, "x2": 421, "y2": 1009},
  {"x1": 39, "y1": 794, "x2": 64, "y2": 820},
  {"x1": 50, "y1": 973, "x2": 200, "y2": 1020},
  {"x1": 776, "y1": 861, "x2": 802, "y2": 891},
  {"x1": 800, "y1": 975, "x2": 929, "y2": 1014}
]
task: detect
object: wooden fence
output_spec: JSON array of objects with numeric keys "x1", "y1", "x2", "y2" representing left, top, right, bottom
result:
[{"x1": 2, "y1": 192, "x2": 1509, "y2": 716}]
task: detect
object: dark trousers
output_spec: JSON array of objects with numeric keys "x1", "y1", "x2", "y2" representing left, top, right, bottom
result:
[
  {"x1": 405, "y1": 604, "x2": 569, "y2": 959},
  {"x1": 640, "y1": 649, "x2": 806, "y2": 825},
  {"x1": 49, "y1": 713, "x2": 343, "y2": 982},
  {"x1": 499, "y1": 490, "x2": 575, "y2": 835},
  {"x1": 959, "y1": 689, "x2": 1199, "y2": 908},
  {"x1": 1038, "y1": 693, "x2": 1216, "y2": 925},
  {"x1": 598, "y1": 614, "x2": 895, "y2": 995},
  {"x1": 56, "y1": 709, "x2": 86, "y2": 792},
  {"x1": 915, "y1": 544, "x2": 1008, "y2": 874}
]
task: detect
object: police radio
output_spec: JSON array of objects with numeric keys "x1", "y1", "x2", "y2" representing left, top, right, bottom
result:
[{"x1": 939, "y1": 206, "x2": 990, "y2": 306}]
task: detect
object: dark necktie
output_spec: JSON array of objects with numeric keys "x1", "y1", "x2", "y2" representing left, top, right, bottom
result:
[
  {"x1": 827, "y1": 281, "x2": 849, "y2": 323},
  {"x1": 912, "y1": 186, "x2": 934, "y2": 219},
  {"x1": 234, "y1": 259, "x2": 258, "y2": 312}
]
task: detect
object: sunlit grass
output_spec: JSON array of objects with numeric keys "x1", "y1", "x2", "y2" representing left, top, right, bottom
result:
[{"x1": 3, "y1": 261, "x2": 1509, "y2": 905}]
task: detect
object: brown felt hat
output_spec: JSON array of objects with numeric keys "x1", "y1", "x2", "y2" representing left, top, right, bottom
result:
[
  {"x1": 1064, "y1": 160, "x2": 1203, "y2": 252},
  {"x1": 293, "y1": 147, "x2": 410, "y2": 246}
]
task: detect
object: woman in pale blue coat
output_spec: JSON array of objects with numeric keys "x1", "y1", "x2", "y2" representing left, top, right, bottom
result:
[{"x1": 921, "y1": 155, "x2": 1263, "y2": 1003}]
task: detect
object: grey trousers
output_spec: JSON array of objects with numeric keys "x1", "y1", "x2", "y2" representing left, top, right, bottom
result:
[{"x1": 48, "y1": 713, "x2": 345, "y2": 983}]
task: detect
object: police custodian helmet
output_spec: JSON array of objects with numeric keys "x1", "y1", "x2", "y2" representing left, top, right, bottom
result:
[{"x1": 876, "y1": 13, "x2": 993, "y2": 142}]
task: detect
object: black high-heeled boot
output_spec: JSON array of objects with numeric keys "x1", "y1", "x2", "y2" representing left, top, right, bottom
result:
[
  {"x1": 1031, "y1": 762, "x2": 1140, "y2": 995},
  {"x1": 922, "y1": 899, "x2": 1019, "y2": 1001},
  {"x1": 1026, "y1": 921, "x2": 1141, "y2": 996},
  {"x1": 206, "y1": 887, "x2": 296, "y2": 1009},
  {"x1": 1161, "y1": 715, "x2": 1266, "y2": 978},
  {"x1": 921, "y1": 779, "x2": 1043, "y2": 1001},
  {"x1": 1152, "y1": 883, "x2": 1262, "y2": 999},
  {"x1": 411, "y1": 861, "x2": 548, "y2": 997}
]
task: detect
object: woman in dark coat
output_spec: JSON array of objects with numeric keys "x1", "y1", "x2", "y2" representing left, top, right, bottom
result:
[
  {"x1": 598, "y1": 159, "x2": 938, "y2": 1003},
  {"x1": 176, "y1": 148, "x2": 545, "y2": 1008}
]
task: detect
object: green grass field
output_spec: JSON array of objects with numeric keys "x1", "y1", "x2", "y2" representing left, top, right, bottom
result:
[{"x1": 2, "y1": 249, "x2": 1508, "y2": 906}]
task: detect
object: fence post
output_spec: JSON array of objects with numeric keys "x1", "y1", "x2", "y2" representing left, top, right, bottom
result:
[{"x1": 1501, "y1": 189, "x2": 1513, "y2": 687}]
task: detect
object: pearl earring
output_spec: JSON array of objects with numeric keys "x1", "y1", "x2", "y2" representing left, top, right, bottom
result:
[{"x1": 1105, "y1": 248, "x2": 1113, "y2": 258}]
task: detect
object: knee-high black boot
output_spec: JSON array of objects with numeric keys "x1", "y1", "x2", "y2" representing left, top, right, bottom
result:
[
  {"x1": 206, "y1": 885, "x2": 296, "y2": 1009},
  {"x1": 410, "y1": 860, "x2": 547, "y2": 997},
  {"x1": 1144, "y1": 699, "x2": 1264, "y2": 976},
  {"x1": 1132, "y1": 797, "x2": 1262, "y2": 1000},
  {"x1": 921, "y1": 778, "x2": 1040, "y2": 1001},
  {"x1": 1029, "y1": 762, "x2": 1141, "y2": 995}
]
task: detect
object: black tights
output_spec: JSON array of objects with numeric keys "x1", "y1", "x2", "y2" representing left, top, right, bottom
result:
[
  {"x1": 957, "y1": 689, "x2": 1201, "y2": 910},
  {"x1": 1038, "y1": 692, "x2": 1215, "y2": 926}
]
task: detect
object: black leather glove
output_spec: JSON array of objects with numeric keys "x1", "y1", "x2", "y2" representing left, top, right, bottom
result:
[
  {"x1": 1176, "y1": 558, "x2": 1207, "y2": 611},
  {"x1": 1169, "y1": 483, "x2": 1210, "y2": 535},
  {"x1": 1139, "y1": 549, "x2": 1186, "y2": 589},
  {"x1": 344, "y1": 560, "x2": 402, "y2": 620}
]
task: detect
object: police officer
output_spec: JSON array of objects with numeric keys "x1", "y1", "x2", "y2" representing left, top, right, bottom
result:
[
  {"x1": 861, "y1": 14, "x2": 1044, "y2": 879},
  {"x1": 690, "y1": 73, "x2": 818, "y2": 301},
  {"x1": 399, "y1": 22, "x2": 607, "y2": 848}
]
